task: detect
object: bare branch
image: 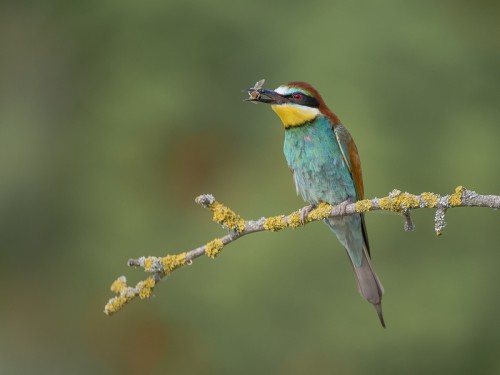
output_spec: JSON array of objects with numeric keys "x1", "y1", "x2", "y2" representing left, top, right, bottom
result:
[{"x1": 103, "y1": 186, "x2": 499, "y2": 315}]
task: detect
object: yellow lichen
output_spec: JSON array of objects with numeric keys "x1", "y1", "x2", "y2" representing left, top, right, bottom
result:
[
  {"x1": 110, "y1": 277, "x2": 127, "y2": 294},
  {"x1": 378, "y1": 192, "x2": 419, "y2": 212},
  {"x1": 105, "y1": 276, "x2": 135, "y2": 315},
  {"x1": 393, "y1": 192, "x2": 420, "y2": 210},
  {"x1": 162, "y1": 252, "x2": 187, "y2": 273},
  {"x1": 355, "y1": 199, "x2": 372, "y2": 213},
  {"x1": 143, "y1": 257, "x2": 154, "y2": 272},
  {"x1": 104, "y1": 275, "x2": 158, "y2": 315},
  {"x1": 287, "y1": 211, "x2": 303, "y2": 228},
  {"x1": 421, "y1": 192, "x2": 438, "y2": 208},
  {"x1": 205, "y1": 238, "x2": 224, "y2": 259},
  {"x1": 448, "y1": 186, "x2": 463, "y2": 206},
  {"x1": 104, "y1": 295, "x2": 130, "y2": 315},
  {"x1": 308, "y1": 202, "x2": 333, "y2": 221},
  {"x1": 138, "y1": 276, "x2": 156, "y2": 299},
  {"x1": 263, "y1": 215, "x2": 287, "y2": 231},
  {"x1": 378, "y1": 196, "x2": 392, "y2": 210},
  {"x1": 209, "y1": 201, "x2": 245, "y2": 232}
]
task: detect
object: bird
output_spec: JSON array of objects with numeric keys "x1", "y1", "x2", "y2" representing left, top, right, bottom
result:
[{"x1": 245, "y1": 81, "x2": 385, "y2": 327}]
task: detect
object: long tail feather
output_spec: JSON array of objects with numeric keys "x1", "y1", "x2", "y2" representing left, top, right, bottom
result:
[
  {"x1": 326, "y1": 216, "x2": 385, "y2": 327},
  {"x1": 349, "y1": 246, "x2": 385, "y2": 327}
]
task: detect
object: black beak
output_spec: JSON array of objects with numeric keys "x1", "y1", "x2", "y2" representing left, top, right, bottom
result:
[{"x1": 243, "y1": 88, "x2": 289, "y2": 105}]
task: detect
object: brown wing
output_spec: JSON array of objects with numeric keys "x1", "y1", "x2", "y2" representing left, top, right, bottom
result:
[{"x1": 333, "y1": 124, "x2": 371, "y2": 255}]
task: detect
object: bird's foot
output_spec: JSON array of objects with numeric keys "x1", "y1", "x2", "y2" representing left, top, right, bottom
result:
[
  {"x1": 300, "y1": 204, "x2": 317, "y2": 224},
  {"x1": 337, "y1": 198, "x2": 352, "y2": 216}
]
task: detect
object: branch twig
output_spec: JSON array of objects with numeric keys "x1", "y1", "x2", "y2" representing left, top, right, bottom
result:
[{"x1": 103, "y1": 186, "x2": 499, "y2": 315}]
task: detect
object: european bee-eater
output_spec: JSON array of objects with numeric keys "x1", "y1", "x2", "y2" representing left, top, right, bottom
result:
[{"x1": 245, "y1": 81, "x2": 385, "y2": 327}]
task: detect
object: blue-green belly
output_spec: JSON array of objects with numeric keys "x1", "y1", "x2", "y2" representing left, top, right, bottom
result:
[
  {"x1": 283, "y1": 116, "x2": 356, "y2": 205},
  {"x1": 283, "y1": 116, "x2": 364, "y2": 267}
]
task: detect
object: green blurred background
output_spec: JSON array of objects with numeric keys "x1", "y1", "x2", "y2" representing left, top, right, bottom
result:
[{"x1": 1, "y1": 0, "x2": 499, "y2": 374}]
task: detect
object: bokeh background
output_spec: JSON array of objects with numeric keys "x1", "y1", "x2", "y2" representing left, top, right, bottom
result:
[{"x1": 1, "y1": 0, "x2": 499, "y2": 374}]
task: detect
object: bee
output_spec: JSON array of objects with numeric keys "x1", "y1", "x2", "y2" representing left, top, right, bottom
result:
[{"x1": 246, "y1": 78, "x2": 265, "y2": 102}]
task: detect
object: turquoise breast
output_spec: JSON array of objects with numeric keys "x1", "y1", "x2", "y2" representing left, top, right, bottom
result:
[
  {"x1": 283, "y1": 115, "x2": 364, "y2": 266},
  {"x1": 283, "y1": 115, "x2": 357, "y2": 205}
]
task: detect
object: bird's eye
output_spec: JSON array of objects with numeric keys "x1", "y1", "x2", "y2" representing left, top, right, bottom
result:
[{"x1": 292, "y1": 93, "x2": 303, "y2": 101}]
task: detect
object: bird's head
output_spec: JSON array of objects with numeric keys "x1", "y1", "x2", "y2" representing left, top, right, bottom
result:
[{"x1": 245, "y1": 81, "x2": 340, "y2": 128}]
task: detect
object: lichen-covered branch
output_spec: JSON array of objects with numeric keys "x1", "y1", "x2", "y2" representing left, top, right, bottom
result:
[{"x1": 104, "y1": 186, "x2": 499, "y2": 315}]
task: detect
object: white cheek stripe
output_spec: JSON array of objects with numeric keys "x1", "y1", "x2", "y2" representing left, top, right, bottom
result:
[{"x1": 275, "y1": 86, "x2": 292, "y2": 95}]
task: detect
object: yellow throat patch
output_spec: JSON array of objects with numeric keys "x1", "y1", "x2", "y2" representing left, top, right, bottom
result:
[{"x1": 271, "y1": 104, "x2": 320, "y2": 128}]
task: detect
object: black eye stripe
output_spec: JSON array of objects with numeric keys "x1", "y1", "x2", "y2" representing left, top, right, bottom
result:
[{"x1": 284, "y1": 93, "x2": 320, "y2": 108}]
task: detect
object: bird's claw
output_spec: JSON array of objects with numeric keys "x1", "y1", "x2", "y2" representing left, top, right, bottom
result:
[
  {"x1": 337, "y1": 198, "x2": 352, "y2": 216},
  {"x1": 300, "y1": 204, "x2": 317, "y2": 224}
]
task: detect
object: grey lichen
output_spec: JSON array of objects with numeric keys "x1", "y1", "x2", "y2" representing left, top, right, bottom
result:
[
  {"x1": 195, "y1": 194, "x2": 215, "y2": 207},
  {"x1": 434, "y1": 207, "x2": 447, "y2": 236}
]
